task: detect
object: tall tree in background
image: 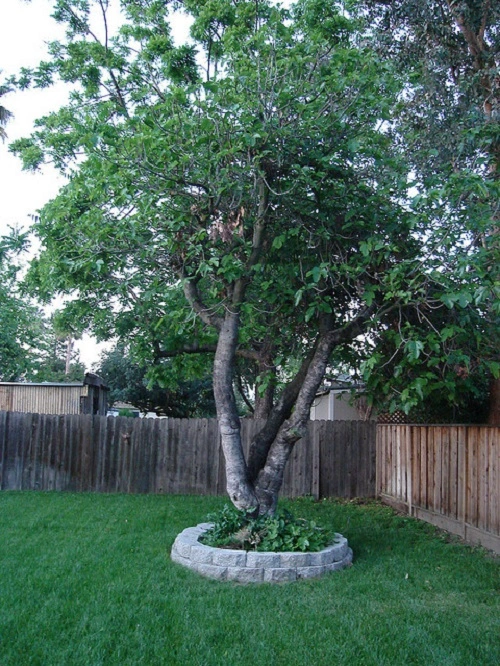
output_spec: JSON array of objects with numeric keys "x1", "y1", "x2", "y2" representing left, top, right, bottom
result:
[
  {"x1": 97, "y1": 344, "x2": 216, "y2": 417},
  {"x1": 11, "y1": 0, "x2": 494, "y2": 512},
  {"x1": 362, "y1": 0, "x2": 499, "y2": 422},
  {"x1": 32, "y1": 313, "x2": 87, "y2": 382},
  {"x1": 0, "y1": 74, "x2": 13, "y2": 142},
  {"x1": 0, "y1": 233, "x2": 46, "y2": 381},
  {"x1": 0, "y1": 233, "x2": 86, "y2": 383}
]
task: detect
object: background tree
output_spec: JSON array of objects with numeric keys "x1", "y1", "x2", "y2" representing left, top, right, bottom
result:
[
  {"x1": 97, "y1": 344, "x2": 216, "y2": 417},
  {"x1": 0, "y1": 232, "x2": 86, "y2": 383},
  {"x1": 11, "y1": 0, "x2": 493, "y2": 512},
  {"x1": 31, "y1": 312, "x2": 87, "y2": 382},
  {"x1": 0, "y1": 73, "x2": 13, "y2": 142},
  {"x1": 360, "y1": 0, "x2": 500, "y2": 422},
  {"x1": 0, "y1": 232, "x2": 46, "y2": 381}
]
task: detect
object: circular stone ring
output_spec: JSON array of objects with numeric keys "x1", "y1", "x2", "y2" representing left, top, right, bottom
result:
[{"x1": 171, "y1": 523, "x2": 353, "y2": 583}]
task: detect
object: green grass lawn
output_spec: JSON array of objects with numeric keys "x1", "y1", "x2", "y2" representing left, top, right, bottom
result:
[{"x1": 0, "y1": 492, "x2": 498, "y2": 666}]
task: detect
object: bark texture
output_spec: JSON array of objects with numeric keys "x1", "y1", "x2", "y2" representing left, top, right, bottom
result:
[
  {"x1": 254, "y1": 333, "x2": 334, "y2": 514},
  {"x1": 213, "y1": 311, "x2": 258, "y2": 510}
]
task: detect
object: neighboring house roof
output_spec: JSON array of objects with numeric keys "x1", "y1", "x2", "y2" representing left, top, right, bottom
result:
[
  {"x1": 315, "y1": 381, "x2": 365, "y2": 396},
  {"x1": 0, "y1": 373, "x2": 108, "y2": 390},
  {"x1": 0, "y1": 382, "x2": 84, "y2": 387},
  {"x1": 109, "y1": 402, "x2": 140, "y2": 411}
]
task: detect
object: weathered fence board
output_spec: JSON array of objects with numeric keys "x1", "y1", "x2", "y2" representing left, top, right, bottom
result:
[
  {"x1": 377, "y1": 425, "x2": 500, "y2": 554},
  {"x1": 0, "y1": 412, "x2": 376, "y2": 499}
]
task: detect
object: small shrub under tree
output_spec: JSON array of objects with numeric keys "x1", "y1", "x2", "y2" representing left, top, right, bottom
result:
[{"x1": 200, "y1": 504, "x2": 333, "y2": 553}]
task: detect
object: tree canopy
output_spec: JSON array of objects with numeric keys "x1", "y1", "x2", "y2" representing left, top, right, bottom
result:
[
  {"x1": 359, "y1": 0, "x2": 499, "y2": 421},
  {"x1": 0, "y1": 232, "x2": 45, "y2": 381},
  {"x1": 10, "y1": 0, "x2": 499, "y2": 511}
]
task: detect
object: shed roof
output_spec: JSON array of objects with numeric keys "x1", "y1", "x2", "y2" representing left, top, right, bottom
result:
[
  {"x1": 0, "y1": 381, "x2": 84, "y2": 387},
  {"x1": 0, "y1": 373, "x2": 108, "y2": 390}
]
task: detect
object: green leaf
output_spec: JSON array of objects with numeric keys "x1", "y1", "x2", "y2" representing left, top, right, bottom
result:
[{"x1": 406, "y1": 340, "x2": 424, "y2": 361}]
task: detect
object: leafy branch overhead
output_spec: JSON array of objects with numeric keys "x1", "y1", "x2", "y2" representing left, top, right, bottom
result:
[{"x1": 10, "y1": 0, "x2": 499, "y2": 511}]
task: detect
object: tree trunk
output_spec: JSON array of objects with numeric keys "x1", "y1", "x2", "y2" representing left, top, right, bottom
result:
[
  {"x1": 254, "y1": 334, "x2": 334, "y2": 514},
  {"x1": 246, "y1": 344, "x2": 317, "y2": 483},
  {"x1": 213, "y1": 310, "x2": 258, "y2": 510},
  {"x1": 65, "y1": 337, "x2": 73, "y2": 375},
  {"x1": 253, "y1": 370, "x2": 275, "y2": 420},
  {"x1": 488, "y1": 377, "x2": 500, "y2": 425},
  {"x1": 252, "y1": 309, "x2": 375, "y2": 514}
]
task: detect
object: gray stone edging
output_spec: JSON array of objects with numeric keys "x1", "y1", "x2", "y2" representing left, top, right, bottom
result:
[{"x1": 171, "y1": 523, "x2": 353, "y2": 583}]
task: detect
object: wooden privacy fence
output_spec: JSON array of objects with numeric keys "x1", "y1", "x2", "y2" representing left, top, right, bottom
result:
[
  {"x1": 0, "y1": 412, "x2": 376, "y2": 499},
  {"x1": 377, "y1": 425, "x2": 500, "y2": 554}
]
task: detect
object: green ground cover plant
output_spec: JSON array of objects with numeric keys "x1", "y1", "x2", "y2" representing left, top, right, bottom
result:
[
  {"x1": 200, "y1": 504, "x2": 333, "y2": 552},
  {"x1": 0, "y1": 492, "x2": 498, "y2": 666}
]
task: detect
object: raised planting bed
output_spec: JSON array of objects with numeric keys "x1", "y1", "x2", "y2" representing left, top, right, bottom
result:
[{"x1": 171, "y1": 523, "x2": 353, "y2": 583}]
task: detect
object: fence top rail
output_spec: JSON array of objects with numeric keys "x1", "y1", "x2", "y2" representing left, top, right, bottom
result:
[
  {"x1": 0, "y1": 410, "x2": 373, "y2": 424},
  {"x1": 377, "y1": 423, "x2": 500, "y2": 429}
]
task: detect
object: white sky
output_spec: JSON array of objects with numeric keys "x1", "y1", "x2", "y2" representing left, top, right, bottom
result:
[
  {"x1": 0, "y1": 0, "x2": 191, "y2": 370},
  {"x1": 0, "y1": 0, "x2": 68, "y2": 237}
]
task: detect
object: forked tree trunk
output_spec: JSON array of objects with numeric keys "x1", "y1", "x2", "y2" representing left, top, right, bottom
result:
[
  {"x1": 213, "y1": 310, "x2": 258, "y2": 510},
  {"x1": 213, "y1": 300, "x2": 374, "y2": 514},
  {"x1": 246, "y1": 345, "x2": 318, "y2": 483},
  {"x1": 253, "y1": 333, "x2": 334, "y2": 514}
]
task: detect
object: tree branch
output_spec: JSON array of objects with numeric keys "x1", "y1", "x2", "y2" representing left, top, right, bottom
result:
[
  {"x1": 153, "y1": 341, "x2": 217, "y2": 360},
  {"x1": 235, "y1": 374, "x2": 255, "y2": 414},
  {"x1": 153, "y1": 339, "x2": 266, "y2": 362},
  {"x1": 182, "y1": 275, "x2": 223, "y2": 330},
  {"x1": 232, "y1": 175, "x2": 269, "y2": 307}
]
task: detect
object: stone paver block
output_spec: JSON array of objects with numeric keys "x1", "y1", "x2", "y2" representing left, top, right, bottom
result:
[
  {"x1": 226, "y1": 567, "x2": 264, "y2": 583},
  {"x1": 264, "y1": 567, "x2": 297, "y2": 582},
  {"x1": 182, "y1": 527, "x2": 204, "y2": 543},
  {"x1": 324, "y1": 547, "x2": 353, "y2": 573},
  {"x1": 212, "y1": 549, "x2": 247, "y2": 567},
  {"x1": 296, "y1": 565, "x2": 326, "y2": 579},
  {"x1": 308, "y1": 549, "x2": 332, "y2": 566},
  {"x1": 193, "y1": 563, "x2": 228, "y2": 581},
  {"x1": 324, "y1": 560, "x2": 346, "y2": 573},
  {"x1": 246, "y1": 552, "x2": 281, "y2": 568},
  {"x1": 279, "y1": 552, "x2": 310, "y2": 568},
  {"x1": 190, "y1": 544, "x2": 214, "y2": 564},
  {"x1": 170, "y1": 547, "x2": 189, "y2": 566},
  {"x1": 330, "y1": 541, "x2": 348, "y2": 562},
  {"x1": 174, "y1": 538, "x2": 193, "y2": 559}
]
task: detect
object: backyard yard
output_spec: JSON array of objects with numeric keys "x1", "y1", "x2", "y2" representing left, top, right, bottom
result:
[{"x1": 0, "y1": 492, "x2": 499, "y2": 666}]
